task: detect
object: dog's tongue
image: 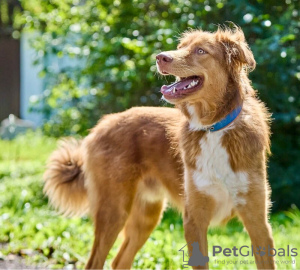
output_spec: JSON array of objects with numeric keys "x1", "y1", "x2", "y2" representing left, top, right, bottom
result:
[{"x1": 160, "y1": 77, "x2": 198, "y2": 97}]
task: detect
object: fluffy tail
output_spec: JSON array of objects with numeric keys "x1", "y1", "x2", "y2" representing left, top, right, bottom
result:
[{"x1": 43, "y1": 138, "x2": 88, "y2": 217}]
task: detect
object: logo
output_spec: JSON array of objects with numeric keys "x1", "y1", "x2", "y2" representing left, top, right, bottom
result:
[
  {"x1": 256, "y1": 246, "x2": 266, "y2": 256},
  {"x1": 179, "y1": 242, "x2": 209, "y2": 268},
  {"x1": 179, "y1": 243, "x2": 298, "y2": 268}
]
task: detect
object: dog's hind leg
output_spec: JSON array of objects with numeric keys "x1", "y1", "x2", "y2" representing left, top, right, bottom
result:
[
  {"x1": 84, "y1": 173, "x2": 138, "y2": 269},
  {"x1": 111, "y1": 197, "x2": 165, "y2": 269}
]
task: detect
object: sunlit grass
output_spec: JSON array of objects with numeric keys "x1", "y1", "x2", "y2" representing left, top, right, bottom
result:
[{"x1": 0, "y1": 133, "x2": 299, "y2": 269}]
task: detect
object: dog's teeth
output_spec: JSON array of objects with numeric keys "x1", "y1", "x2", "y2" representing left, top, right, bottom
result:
[
  {"x1": 183, "y1": 79, "x2": 200, "y2": 90},
  {"x1": 188, "y1": 81, "x2": 194, "y2": 88},
  {"x1": 172, "y1": 87, "x2": 176, "y2": 93}
]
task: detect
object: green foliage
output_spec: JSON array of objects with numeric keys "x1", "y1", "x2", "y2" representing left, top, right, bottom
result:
[
  {"x1": 1, "y1": 134, "x2": 300, "y2": 269},
  {"x1": 19, "y1": 0, "x2": 300, "y2": 210}
]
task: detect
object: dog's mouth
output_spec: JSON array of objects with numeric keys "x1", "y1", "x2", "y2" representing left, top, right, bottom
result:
[{"x1": 160, "y1": 76, "x2": 204, "y2": 99}]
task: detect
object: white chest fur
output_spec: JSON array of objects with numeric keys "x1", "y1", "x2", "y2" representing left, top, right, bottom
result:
[
  {"x1": 189, "y1": 131, "x2": 248, "y2": 225},
  {"x1": 187, "y1": 105, "x2": 203, "y2": 131}
]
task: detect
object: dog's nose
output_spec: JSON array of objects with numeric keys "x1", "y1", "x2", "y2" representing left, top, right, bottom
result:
[{"x1": 156, "y1": 53, "x2": 173, "y2": 63}]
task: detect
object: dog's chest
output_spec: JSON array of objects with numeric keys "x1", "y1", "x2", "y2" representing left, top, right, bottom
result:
[{"x1": 190, "y1": 131, "x2": 248, "y2": 225}]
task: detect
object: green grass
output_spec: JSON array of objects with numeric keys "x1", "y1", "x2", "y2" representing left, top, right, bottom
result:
[{"x1": 0, "y1": 132, "x2": 299, "y2": 269}]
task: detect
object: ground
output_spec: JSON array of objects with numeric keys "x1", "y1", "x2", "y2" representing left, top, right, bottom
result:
[
  {"x1": 0, "y1": 132, "x2": 300, "y2": 269},
  {"x1": 0, "y1": 243, "x2": 41, "y2": 269}
]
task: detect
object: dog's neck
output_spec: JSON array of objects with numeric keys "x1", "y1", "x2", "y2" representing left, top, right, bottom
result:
[{"x1": 179, "y1": 80, "x2": 243, "y2": 130}]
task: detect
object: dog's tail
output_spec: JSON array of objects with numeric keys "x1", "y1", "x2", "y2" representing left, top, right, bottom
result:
[{"x1": 43, "y1": 138, "x2": 88, "y2": 217}]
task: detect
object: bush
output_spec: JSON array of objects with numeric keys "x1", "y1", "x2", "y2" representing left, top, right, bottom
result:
[{"x1": 20, "y1": 0, "x2": 300, "y2": 211}]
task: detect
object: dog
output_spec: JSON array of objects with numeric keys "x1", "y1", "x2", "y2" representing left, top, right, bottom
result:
[
  {"x1": 43, "y1": 107, "x2": 185, "y2": 269},
  {"x1": 156, "y1": 26, "x2": 275, "y2": 269}
]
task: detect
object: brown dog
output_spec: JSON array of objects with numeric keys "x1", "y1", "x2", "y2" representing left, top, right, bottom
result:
[
  {"x1": 44, "y1": 107, "x2": 185, "y2": 269},
  {"x1": 156, "y1": 27, "x2": 275, "y2": 269}
]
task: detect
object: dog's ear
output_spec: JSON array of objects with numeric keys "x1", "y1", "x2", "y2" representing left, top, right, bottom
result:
[{"x1": 217, "y1": 27, "x2": 256, "y2": 76}]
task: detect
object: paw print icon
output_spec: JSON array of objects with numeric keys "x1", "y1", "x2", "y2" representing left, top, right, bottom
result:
[{"x1": 256, "y1": 246, "x2": 266, "y2": 256}]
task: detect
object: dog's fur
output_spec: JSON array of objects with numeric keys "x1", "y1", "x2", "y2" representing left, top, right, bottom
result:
[
  {"x1": 44, "y1": 107, "x2": 185, "y2": 269},
  {"x1": 156, "y1": 27, "x2": 275, "y2": 269}
]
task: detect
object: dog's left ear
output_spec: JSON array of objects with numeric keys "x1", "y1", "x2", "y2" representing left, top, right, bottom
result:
[{"x1": 217, "y1": 27, "x2": 256, "y2": 75}]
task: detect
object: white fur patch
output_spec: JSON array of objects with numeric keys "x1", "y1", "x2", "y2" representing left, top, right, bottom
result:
[
  {"x1": 191, "y1": 131, "x2": 248, "y2": 226},
  {"x1": 187, "y1": 105, "x2": 204, "y2": 131}
]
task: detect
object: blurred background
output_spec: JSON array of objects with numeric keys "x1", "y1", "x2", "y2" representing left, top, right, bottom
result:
[{"x1": 0, "y1": 0, "x2": 299, "y2": 269}]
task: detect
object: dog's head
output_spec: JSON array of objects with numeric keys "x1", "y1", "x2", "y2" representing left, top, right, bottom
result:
[{"x1": 156, "y1": 27, "x2": 255, "y2": 105}]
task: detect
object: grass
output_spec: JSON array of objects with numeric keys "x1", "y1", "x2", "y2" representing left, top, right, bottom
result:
[{"x1": 0, "y1": 132, "x2": 300, "y2": 269}]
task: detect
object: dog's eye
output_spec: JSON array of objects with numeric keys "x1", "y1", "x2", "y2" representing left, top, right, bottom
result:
[{"x1": 197, "y1": 48, "x2": 206, "y2": 55}]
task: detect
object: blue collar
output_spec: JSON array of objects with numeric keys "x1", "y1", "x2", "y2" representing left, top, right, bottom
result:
[{"x1": 203, "y1": 104, "x2": 243, "y2": 132}]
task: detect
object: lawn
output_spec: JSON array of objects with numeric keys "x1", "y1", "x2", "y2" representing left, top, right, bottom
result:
[{"x1": 0, "y1": 132, "x2": 299, "y2": 269}]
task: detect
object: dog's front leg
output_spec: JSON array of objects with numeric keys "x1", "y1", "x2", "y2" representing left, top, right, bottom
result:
[
  {"x1": 236, "y1": 174, "x2": 276, "y2": 270},
  {"x1": 183, "y1": 175, "x2": 215, "y2": 270}
]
